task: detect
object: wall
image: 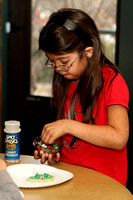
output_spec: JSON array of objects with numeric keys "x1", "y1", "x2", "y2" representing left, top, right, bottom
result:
[
  {"x1": 118, "y1": 0, "x2": 133, "y2": 193},
  {"x1": 0, "y1": 0, "x2": 2, "y2": 151}
]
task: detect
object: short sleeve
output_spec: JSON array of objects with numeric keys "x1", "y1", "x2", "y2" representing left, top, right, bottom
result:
[{"x1": 106, "y1": 73, "x2": 129, "y2": 109}]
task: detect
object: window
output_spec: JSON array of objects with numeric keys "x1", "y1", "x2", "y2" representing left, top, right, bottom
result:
[{"x1": 30, "y1": 0, "x2": 117, "y2": 97}]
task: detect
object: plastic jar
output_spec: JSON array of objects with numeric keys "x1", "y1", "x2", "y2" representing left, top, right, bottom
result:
[{"x1": 4, "y1": 120, "x2": 21, "y2": 163}]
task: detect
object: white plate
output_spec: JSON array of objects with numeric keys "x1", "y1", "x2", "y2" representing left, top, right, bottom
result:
[{"x1": 7, "y1": 164, "x2": 73, "y2": 188}]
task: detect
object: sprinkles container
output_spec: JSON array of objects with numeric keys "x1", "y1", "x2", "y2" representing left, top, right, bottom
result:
[{"x1": 4, "y1": 120, "x2": 21, "y2": 163}]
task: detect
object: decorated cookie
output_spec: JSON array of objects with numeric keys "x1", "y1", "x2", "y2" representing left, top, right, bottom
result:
[
  {"x1": 26, "y1": 173, "x2": 55, "y2": 182},
  {"x1": 34, "y1": 136, "x2": 60, "y2": 157}
]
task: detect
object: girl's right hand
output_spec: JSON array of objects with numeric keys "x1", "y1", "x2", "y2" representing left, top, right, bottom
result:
[{"x1": 34, "y1": 150, "x2": 60, "y2": 164}]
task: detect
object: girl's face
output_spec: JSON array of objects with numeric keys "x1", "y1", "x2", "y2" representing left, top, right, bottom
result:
[{"x1": 46, "y1": 48, "x2": 93, "y2": 83}]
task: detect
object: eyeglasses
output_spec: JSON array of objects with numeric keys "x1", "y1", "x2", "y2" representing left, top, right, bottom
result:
[{"x1": 45, "y1": 51, "x2": 83, "y2": 72}]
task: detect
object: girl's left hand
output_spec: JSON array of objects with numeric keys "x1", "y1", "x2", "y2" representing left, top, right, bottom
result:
[
  {"x1": 34, "y1": 150, "x2": 60, "y2": 165},
  {"x1": 41, "y1": 119, "x2": 68, "y2": 144}
]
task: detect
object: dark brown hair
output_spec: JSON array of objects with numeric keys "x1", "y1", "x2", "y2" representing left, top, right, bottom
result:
[{"x1": 39, "y1": 8, "x2": 119, "y2": 123}]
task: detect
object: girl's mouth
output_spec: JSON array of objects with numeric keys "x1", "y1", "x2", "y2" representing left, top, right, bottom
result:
[{"x1": 63, "y1": 74, "x2": 69, "y2": 78}]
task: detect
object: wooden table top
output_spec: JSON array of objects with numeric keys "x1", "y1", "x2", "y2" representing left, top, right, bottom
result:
[{"x1": 0, "y1": 153, "x2": 132, "y2": 200}]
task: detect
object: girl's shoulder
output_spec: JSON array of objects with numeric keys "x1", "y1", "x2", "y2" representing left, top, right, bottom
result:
[
  {"x1": 101, "y1": 65, "x2": 129, "y2": 109},
  {"x1": 101, "y1": 65, "x2": 117, "y2": 77},
  {"x1": 101, "y1": 65, "x2": 129, "y2": 98},
  {"x1": 101, "y1": 65, "x2": 125, "y2": 84}
]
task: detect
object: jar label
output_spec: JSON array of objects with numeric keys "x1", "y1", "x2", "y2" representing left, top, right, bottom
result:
[{"x1": 5, "y1": 133, "x2": 20, "y2": 163}]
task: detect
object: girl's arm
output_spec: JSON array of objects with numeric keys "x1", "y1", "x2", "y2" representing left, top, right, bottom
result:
[{"x1": 41, "y1": 105, "x2": 129, "y2": 150}]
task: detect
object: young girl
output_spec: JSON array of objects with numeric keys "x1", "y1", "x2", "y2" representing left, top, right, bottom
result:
[{"x1": 34, "y1": 8, "x2": 129, "y2": 186}]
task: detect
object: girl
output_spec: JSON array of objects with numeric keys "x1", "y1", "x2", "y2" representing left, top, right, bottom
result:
[{"x1": 34, "y1": 8, "x2": 129, "y2": 186}]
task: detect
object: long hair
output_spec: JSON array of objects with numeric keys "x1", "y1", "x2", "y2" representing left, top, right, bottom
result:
[{"x1": 39, "y1": 8, "x2": 119, "y2": 123}]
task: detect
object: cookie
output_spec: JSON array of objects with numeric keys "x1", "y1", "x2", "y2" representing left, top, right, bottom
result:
[{"x1": 26, "y1": 173, "x2": 55, "y2": 182}]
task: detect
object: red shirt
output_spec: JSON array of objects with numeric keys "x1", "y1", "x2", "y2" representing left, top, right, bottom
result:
[{"x1": 60, "y1": 66, "x2": 129, "y2": 186}]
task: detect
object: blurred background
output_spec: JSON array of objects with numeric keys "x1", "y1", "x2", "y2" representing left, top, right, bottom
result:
[
  {"x1": 30, "y1": 0, "x2": 117, "y2": 97},
  {"x1": 0, "y1": 0, "x2": 133, "y2": 193}
]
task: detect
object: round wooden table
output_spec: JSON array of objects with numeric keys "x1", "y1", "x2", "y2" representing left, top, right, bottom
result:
[{"x1": 0, "y1": 154, "x2": 132, "y2": 200}]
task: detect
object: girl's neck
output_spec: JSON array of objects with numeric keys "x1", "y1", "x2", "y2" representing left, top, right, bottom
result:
[{"x1": 72, "y1": 79, "x2": 79, "y2": 84}]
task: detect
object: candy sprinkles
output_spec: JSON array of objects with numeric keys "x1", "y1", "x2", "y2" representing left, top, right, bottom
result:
[{"x1": 34, "y1": 136, "x2": 60, "y2": 157}]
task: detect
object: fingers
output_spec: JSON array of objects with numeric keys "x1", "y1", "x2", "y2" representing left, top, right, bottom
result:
[
  {"x1": 42, "y1": 132, "x2": 51, "y2": 144},
  {"x1": 34, "y1": 150, "x2": 40, "y2": 159},
  {"x1": 47, "y1": 153, "x2": 53, "y2": 164},
  {"x1": 41, "y1": 123, "x2": 57, "y2": 144},
  {"x1": 41, "y1": 153, "x2": 47, "y2": 164},
  {"x1": 47, "y1": 153, "x2": 60, "y2": 165},
  {"x1": 41, "y1": 125, "x2": 47, "y2": 141},
  {"x1": 34, "y1": 150, "x2": 60, "y2": 165},
  {"x1": 34, "y1": 150, "x2": 48, "y2": 164},
  {"x1": 54, "y1": 152, "x2": 60, "y2": 162}
]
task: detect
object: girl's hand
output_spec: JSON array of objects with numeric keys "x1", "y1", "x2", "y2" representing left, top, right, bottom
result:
[
  {"x1": 33, "y1": 138, "x2": 62, "y2": 164},
  {"x1": 41, "y1": 119, "x2": 69, "y2": 144},
  {"x1": 34, "y1": 150, "x2": 60, "y2": 165}
]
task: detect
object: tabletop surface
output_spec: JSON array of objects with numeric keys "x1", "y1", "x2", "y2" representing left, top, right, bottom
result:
[{"x1": 0, "y1": 153, "x2": 132, "y2": 200}]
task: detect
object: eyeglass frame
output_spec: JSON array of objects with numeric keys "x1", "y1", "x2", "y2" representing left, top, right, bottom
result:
[{"x1": 45, "y1": 51, "x2": 83, "y2": 72}]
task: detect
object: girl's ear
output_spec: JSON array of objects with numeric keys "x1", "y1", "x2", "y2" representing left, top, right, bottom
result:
[{"x1": 84, "y1": 47, "x2": 93, "y2": 58}]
